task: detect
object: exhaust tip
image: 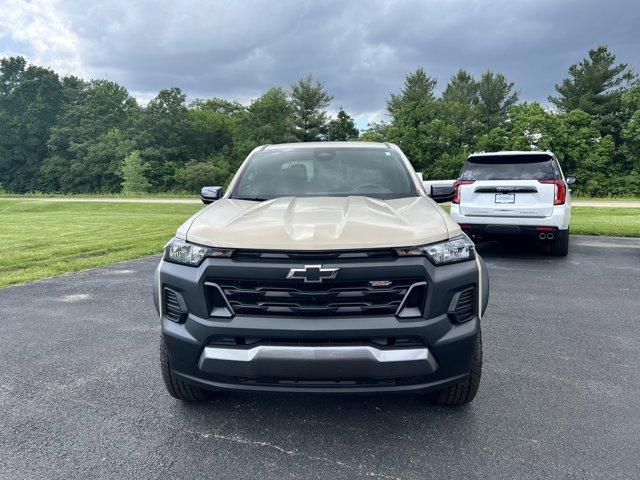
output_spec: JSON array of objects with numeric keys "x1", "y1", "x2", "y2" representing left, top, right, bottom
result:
[
  {"x1": 547, "y1": 233, "x2": 554, "y2": 240},
  {"x1": 539, "y1": 232, "x2": 547, "y2": 240}
]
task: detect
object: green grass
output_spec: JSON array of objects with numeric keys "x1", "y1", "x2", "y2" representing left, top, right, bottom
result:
[
  {"x1": 0, "y1": 192, "x2": 197, "y2": 199},
  {"x1": 570, "y1": 207, "x2": 640, "y2": 237},
  {"x1": 572, "y1": 196, "x2": 640, "y2": 201},
  {"x1": 0, "y1": 199, "x2": 638, "y2": 288},
  {"x1": 0, "y1": 199, "x2": 201, "y2": 287}
]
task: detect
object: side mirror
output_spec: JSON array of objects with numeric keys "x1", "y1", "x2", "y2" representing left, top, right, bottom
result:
[
  {"x1": 566, "y1": 176, "x2": 576, "y2": 185},
  {"x1": 200, "y1": 186, "x2": 224, "y2": 204},
  {"x1": 430, "y1": 185, "x2": 455, "y2": 203}
]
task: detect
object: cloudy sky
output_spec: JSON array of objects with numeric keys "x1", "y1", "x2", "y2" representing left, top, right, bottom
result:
[{"x1": 1, "y1": 0, "x2": 639, "y2": 126}]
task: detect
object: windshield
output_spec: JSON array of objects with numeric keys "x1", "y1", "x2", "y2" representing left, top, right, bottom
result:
[
  {"x1": 230, "y1": 147, "x2": 418, "y2": 200},
  {"x1": 461, "y1": 154, "x2": 559, "y2": 181}
]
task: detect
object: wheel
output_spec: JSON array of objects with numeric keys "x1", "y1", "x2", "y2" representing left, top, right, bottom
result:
[
  {"x1": 550, "y1": 229, "x2": 569, "y2": 256},
  {"x1": 160, "y1": 336, "x2": 207, "y2": 401},
  {"x1": 428, "y1": 330, "x2": 482, "y2": 406}
]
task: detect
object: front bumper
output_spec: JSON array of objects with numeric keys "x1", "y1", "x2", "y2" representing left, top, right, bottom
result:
[
  {"x1": 155, "y1": 252, "x2": 488, "y2": 394},
  {"x1": 198, "y1": 344, "x2": 438, "y2": 379}
]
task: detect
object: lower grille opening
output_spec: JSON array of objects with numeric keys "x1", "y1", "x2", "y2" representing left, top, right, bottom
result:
[
  {"x1": 207, "y1": 335, "x2": 425, "y2": 348},
  {"x1": 230, "y1": 375, "x2": 430, "y2": 387}
]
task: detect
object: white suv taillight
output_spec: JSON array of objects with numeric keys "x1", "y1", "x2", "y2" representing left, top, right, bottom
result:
[
  {"x1": 538, "y1": 179, "x2": 567, "y2": 205},
  {"x1": 452, "y1": 180, "x2": 475, "y2": 204}
]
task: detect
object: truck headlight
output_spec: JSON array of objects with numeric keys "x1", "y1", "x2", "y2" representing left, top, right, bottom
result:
[
  {"x1": 395, "y1": 234, "x2": 475, "y2": 265},
  {"x1": 163, "y1": 238, "x2": 233, "y2": 266}
]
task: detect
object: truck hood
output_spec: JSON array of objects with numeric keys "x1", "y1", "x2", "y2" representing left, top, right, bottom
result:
[{"x1": 179, "y1": 196, "x2": 460, "y2": 250}]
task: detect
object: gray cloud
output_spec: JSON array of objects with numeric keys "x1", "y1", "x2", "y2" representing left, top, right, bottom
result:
[{"x1": 2, "y1": 0, "x2": 639, "y2": 125}]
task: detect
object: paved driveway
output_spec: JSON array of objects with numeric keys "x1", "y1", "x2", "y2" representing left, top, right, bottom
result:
[{"x1": 1, "y1": 236, "x2": 639, "y2": 479}]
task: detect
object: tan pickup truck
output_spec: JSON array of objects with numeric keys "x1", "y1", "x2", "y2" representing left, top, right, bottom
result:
[{"x1": 154, "y1": 142, "x2": 489, "y2": 406}]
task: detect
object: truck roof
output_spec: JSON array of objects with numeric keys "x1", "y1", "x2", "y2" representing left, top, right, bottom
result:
[
  {"x1": 469, "y1": 150, "x2": 554, "y2": 157},
  {"x1": 262, "y1": 141, "x2": 390, "y2": 150}
]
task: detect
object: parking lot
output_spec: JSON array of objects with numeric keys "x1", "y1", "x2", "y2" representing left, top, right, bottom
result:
[{"x1": 1, "y1": 235, "x2": 639, "y2": 479}]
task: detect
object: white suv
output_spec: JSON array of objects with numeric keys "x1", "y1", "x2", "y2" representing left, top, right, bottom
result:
[{"x1": 448, "y1": 151, "x2": 575, "y2": 256}]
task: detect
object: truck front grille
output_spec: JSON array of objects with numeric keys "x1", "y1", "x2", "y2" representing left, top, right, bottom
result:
[{"x1": 207, "y1": 278, "x2": 424, "y2": 317}]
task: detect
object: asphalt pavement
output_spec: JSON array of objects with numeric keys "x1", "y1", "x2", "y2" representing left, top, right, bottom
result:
[{"x1": 1, "y1": 235, "x2": 639, "y2": 479}]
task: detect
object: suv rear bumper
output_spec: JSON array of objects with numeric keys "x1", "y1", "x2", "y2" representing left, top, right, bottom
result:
[
  {"x1": 155, "y1": 253, "x2": 488, "y2": 394},
  {"x1": 450, "y1": 203, "x2": 570, "y2": 230},
  {"x1": 459, "y1": 223, "x2": 562, "y2": 240}
]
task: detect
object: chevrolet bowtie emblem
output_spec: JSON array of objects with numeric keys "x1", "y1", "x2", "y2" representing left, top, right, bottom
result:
[{"x1": 286, "y1": 265, "x2": 339, "y2": 283}]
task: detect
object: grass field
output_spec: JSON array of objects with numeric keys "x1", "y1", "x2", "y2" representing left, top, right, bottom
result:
[
  {"x1": 0, "y1": 192, "x2": 196, "y2": 199},
  {"x1": 570, "y1": 207, "x2": 640, "y2": 237},
  {"x1": 0, "y1": 198, "x2": 638, "y2": 288},
  {"x1": 0, "y1": 199, "x2": 201, "y2": 287}
]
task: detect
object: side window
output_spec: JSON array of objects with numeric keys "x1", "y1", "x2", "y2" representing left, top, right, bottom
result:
[
  {"x1": 459, "y1": 162, "x2": 469, "y2": 180},
  {"x1": 552, "y1": 158, "x2": 563, "y2": 179}
]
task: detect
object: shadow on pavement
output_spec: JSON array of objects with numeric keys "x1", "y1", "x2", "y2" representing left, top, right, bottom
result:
[
  {"x1": 173, "y1": 389, "x2": 481, "y2": 443},
  {"x1": 475, "y1": 238, "x2": 557, "y2": 260}
]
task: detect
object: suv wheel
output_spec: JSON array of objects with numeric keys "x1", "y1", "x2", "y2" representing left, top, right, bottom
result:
[
  {"x1": 160, "y1": 336, "x2": 208, "y2": 401},
  {"x1": 428, "y1": 331, "x2": 482, "y2": 406},
  {"x1": 550, "y1": 229, "x2": 569, "y2": 256}
]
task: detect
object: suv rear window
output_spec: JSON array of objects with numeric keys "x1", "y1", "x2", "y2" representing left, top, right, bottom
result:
[{"x1": 460, "y1": 154, "x2": 558, "y2": 181}]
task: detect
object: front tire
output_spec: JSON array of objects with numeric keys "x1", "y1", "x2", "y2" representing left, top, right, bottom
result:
[
  {"x1": 160, "y1": 336, "x2": 207, "y2": 401},
  {"x1": 550, "y1": 229, "x2": 569, "y2": 256},
  {"x1": 428, "y1": 331, "x2": 482, "y2": 406}
]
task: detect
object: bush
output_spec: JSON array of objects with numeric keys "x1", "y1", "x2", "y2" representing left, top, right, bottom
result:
[
  {"x1": 121, "y1": 151, "x2": 151, "y2": 194},
  {"x1": 173, "y1": 156, "x2": 233, "y2": 193}
]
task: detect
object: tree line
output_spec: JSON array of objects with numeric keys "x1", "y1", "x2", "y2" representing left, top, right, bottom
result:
[{"x1": 1, "y1": 45, "x2": 638, "y2": 196}]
